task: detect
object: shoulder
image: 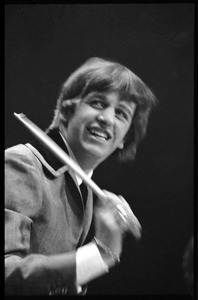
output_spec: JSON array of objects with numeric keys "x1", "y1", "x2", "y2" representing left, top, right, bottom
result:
[
  {"x1": 5, "y1": 144, "x2": 34, "y2": 157},
  {"x1": 5, "y1": 144, "x2": 43, "y2": 178},
  {"x1": 5, "y1": 144, "x2": 39, "y2": 165}
]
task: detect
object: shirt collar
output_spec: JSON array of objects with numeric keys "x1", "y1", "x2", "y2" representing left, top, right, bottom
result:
[{"x1": 59, "y1": 131, "x2": 93, "y2": 186}]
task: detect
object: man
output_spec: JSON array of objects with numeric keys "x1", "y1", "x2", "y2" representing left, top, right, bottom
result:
[{"x1": 5, "y1": 57, "x2": 157, "y2": 295}]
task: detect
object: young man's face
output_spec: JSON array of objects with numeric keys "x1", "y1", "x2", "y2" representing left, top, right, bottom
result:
[{"x1": 64, "y1": 91, "x2": 136, "y2": 170}]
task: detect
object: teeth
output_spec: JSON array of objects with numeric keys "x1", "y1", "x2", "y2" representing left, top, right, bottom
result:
[{"x1": 89, "y1": 129, "x2": 108, "y2": 140}]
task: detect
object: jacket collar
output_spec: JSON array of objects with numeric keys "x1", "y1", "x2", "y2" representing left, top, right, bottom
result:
[{"x1": 25, "y1": 128, "x2": 70, "y2": 177}]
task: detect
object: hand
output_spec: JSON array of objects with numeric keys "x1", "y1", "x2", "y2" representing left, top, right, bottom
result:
[
  {"x1": 94, "y1": 192, "x2": 123, "y2": 259},
  {"x1": 94, "y1": 190, "x2": 141, "y2": 262}
]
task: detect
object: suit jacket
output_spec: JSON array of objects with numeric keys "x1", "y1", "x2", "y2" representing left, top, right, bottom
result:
[{"x1": 5, "y1": 128, "x2": 93, "y2": 295}]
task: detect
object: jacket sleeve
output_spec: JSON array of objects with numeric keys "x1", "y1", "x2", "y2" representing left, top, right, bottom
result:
[{"x1": 5, "y1": 145, "x2": 78, "y2": 295}]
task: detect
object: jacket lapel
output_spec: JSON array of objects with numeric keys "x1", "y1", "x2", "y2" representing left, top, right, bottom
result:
[{"x1": 27, "y1": 128, "x2": 93, "y2": 244}]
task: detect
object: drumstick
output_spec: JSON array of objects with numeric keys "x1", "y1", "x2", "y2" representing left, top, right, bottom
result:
[{"x1": 14, "y1": 112, "x2": 141, "y2": 239}]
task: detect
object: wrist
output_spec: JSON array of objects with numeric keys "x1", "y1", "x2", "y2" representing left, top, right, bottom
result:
[{"x1": 93, "y1": 237, "x2": 120, "y2": 266}]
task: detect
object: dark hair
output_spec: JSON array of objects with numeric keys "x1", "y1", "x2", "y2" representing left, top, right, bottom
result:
[{"x1": 49, "y1": 57, "x2": 157, "y2": 161}]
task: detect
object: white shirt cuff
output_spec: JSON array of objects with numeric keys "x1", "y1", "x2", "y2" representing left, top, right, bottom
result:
[{"x1": 76, "y1": 242, "x2": 109, "y2": 286}]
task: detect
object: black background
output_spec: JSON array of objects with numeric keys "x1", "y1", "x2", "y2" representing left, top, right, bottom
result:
[{"x1": 5, "y1": 3, "x2": 194, "y2": 296}]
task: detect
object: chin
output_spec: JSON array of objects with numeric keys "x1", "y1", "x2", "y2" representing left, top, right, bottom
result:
[{"x1": 83, "y1": 144, "x2": 111, "y2": 161}]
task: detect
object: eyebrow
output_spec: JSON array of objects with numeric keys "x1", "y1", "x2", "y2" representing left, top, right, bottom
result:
[{"x1": 88, "y1": 93, "x2": 106, "y2": 100}]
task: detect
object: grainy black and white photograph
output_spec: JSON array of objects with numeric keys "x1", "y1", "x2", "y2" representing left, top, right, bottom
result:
[{"x1": 5, "y1": 3, "x2": 194, "y2": 297}]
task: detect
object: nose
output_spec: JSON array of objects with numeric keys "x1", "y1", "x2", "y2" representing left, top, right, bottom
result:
[{"x1": 97, "y1": 107, "x2": 115, "y2": 127}]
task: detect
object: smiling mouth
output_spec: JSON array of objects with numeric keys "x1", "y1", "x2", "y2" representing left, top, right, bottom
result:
[{"x1": 87, "y1": 128, "x2": 111, "y2": 141}]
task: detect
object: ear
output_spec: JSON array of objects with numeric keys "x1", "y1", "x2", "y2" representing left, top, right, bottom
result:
[
  {"x1": 60, "y1": 99, "x2": 74, "y2": 122},
  {"x1": 60, "y1": 98, "x2": 81, "y2": 124}
]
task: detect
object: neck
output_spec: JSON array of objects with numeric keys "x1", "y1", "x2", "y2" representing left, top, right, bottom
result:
[{"x1": 74, "y1": 151, "x2": 101, "y2": 174}]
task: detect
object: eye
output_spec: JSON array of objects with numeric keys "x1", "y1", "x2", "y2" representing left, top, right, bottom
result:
[
  {"x1": 115, "y1": 108, "x2": 129, "y2": 121},
  {"x1": 90, "y1": 99, "x2": 106, "y2": 109}
]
